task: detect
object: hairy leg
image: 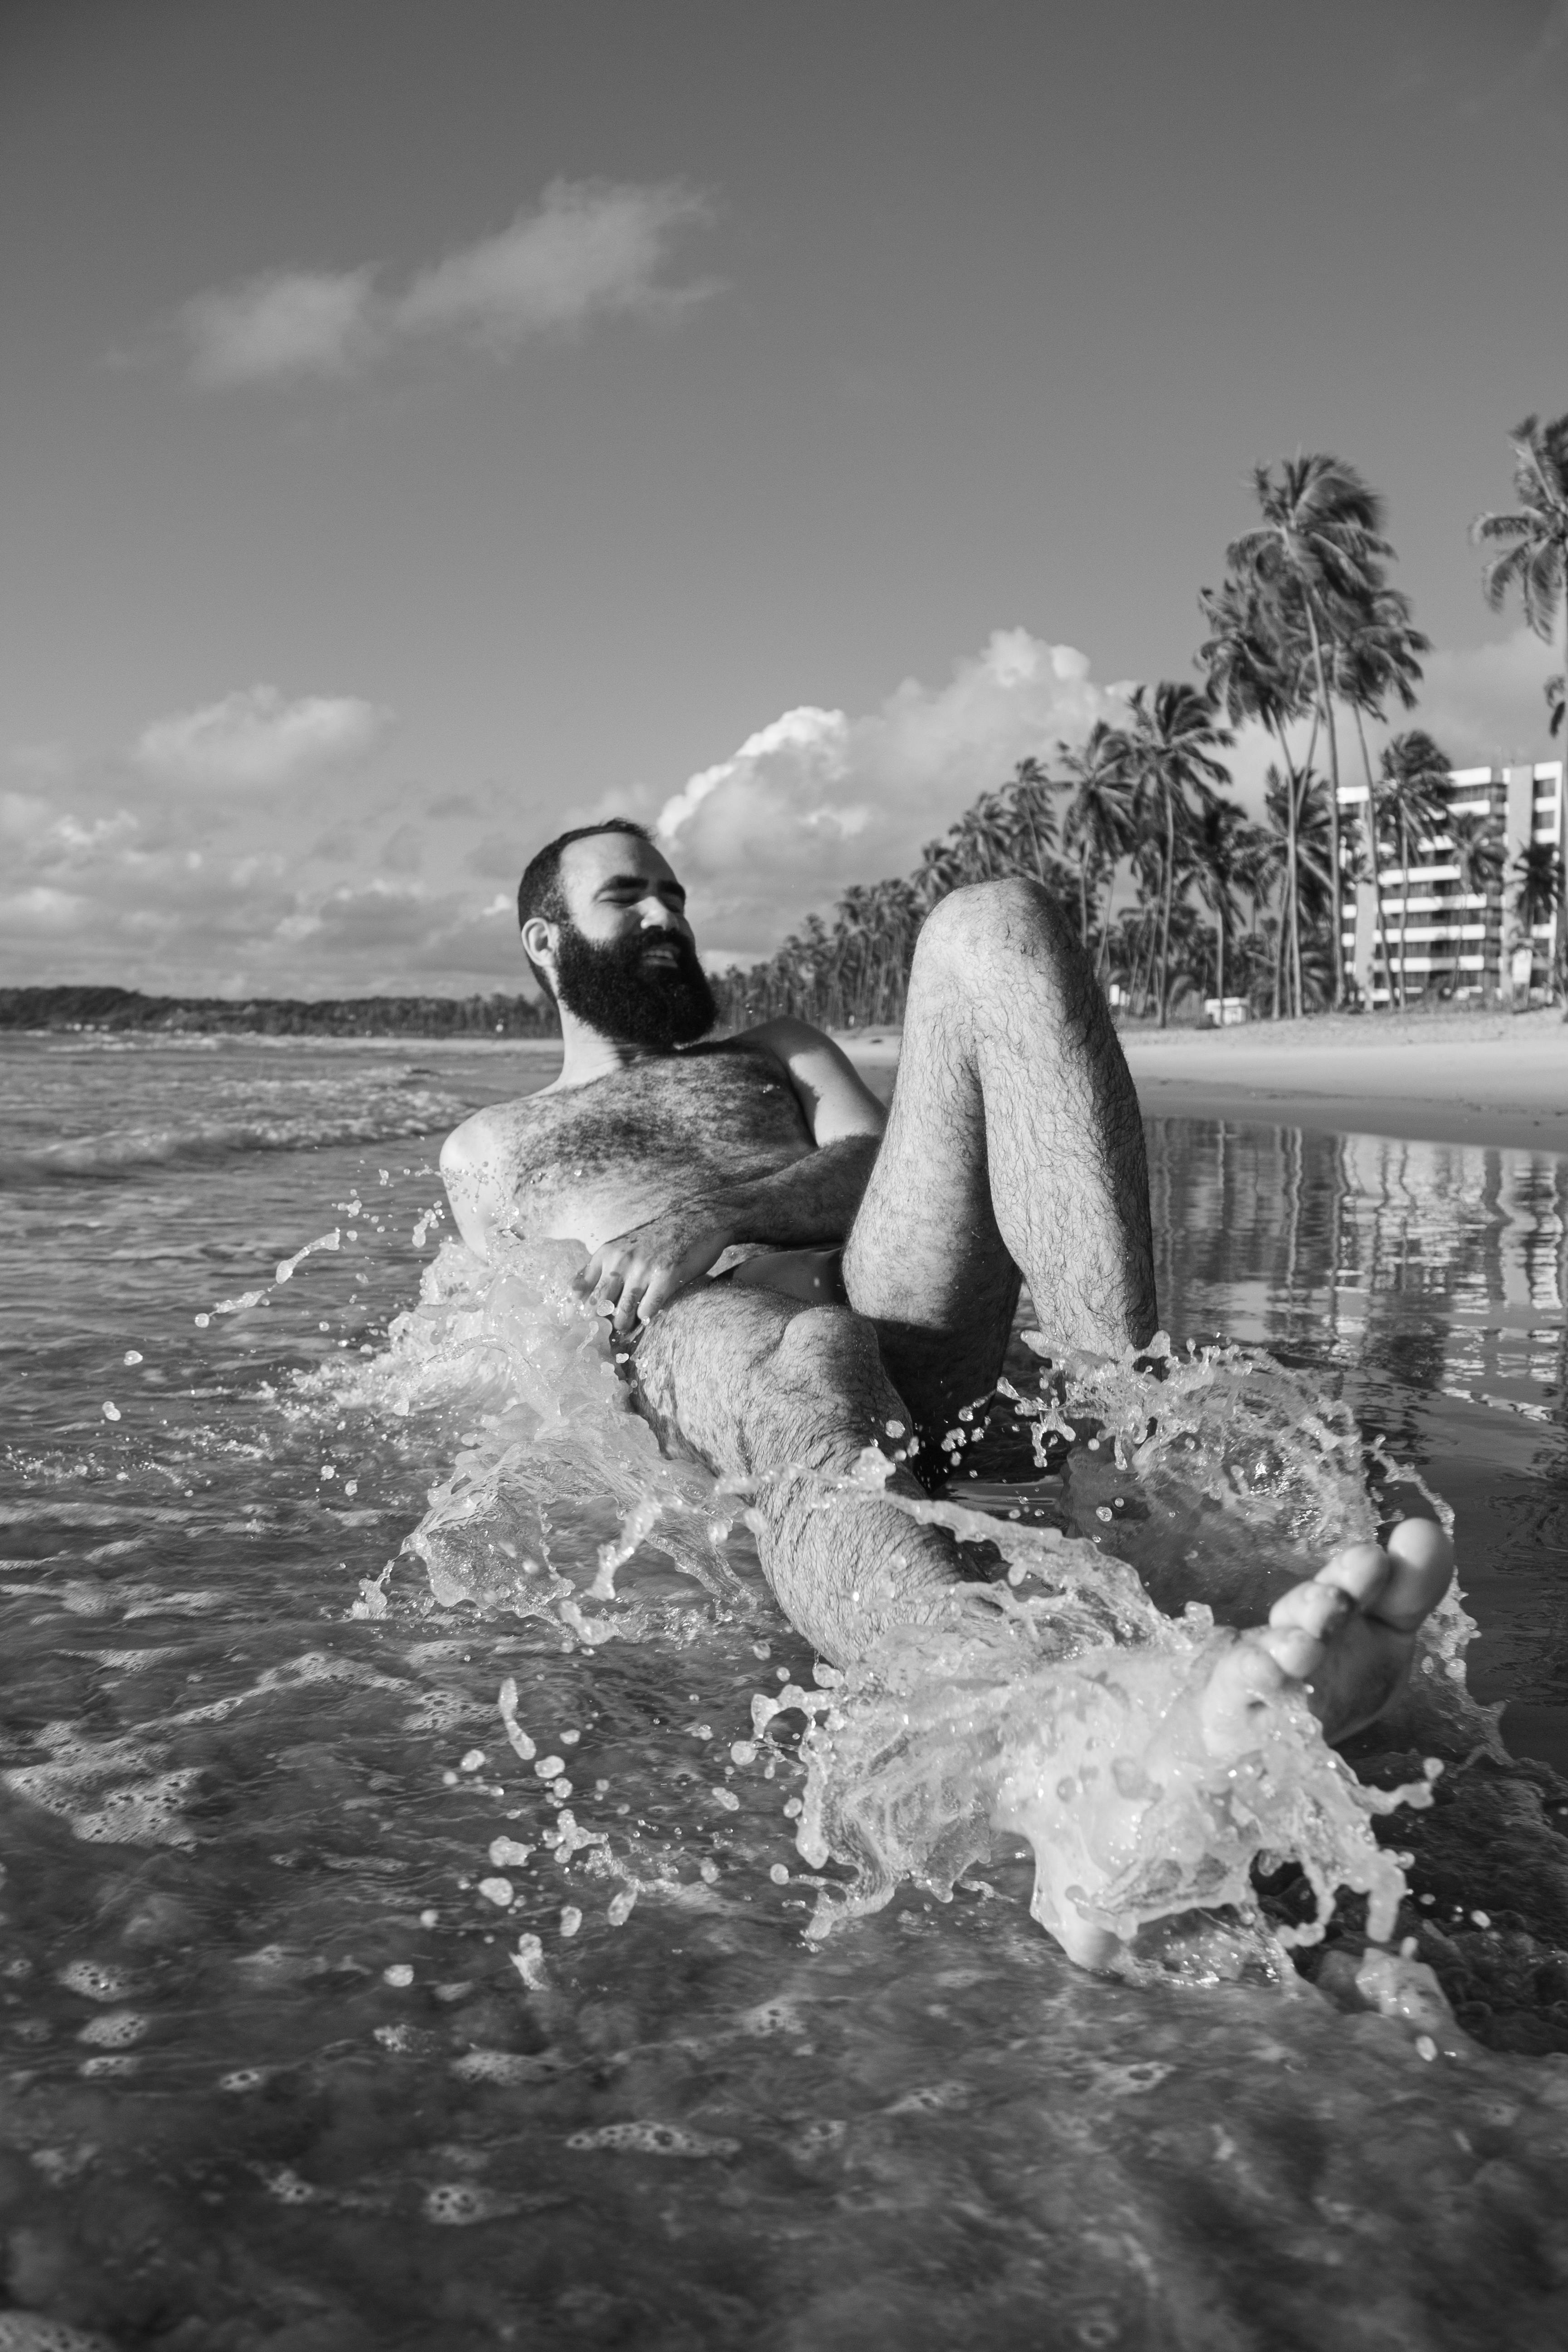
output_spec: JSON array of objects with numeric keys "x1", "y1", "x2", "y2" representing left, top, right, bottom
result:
[
  {"x1": 631, "y1": 1280, "x2": 990, "y2": 1665},
  {"x1": 843, "y1": 879, "x2": 1156, "y2": 1432},
  {"x1": 631, "y1": 882, "x2": 1449, "y2": 1822}
]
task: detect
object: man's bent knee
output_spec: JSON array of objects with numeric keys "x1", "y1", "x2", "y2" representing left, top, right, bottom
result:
[
  {"x1": 914, "y1": 877, "x2": 1068, "y2": 962},
  {"x1": 773, "y1": 1301, "x2": 885, "y2": 1385}
]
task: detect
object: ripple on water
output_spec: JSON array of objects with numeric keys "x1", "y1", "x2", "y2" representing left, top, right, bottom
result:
[
  {"x1": 565, "y1": 2122, "x2": 740, "y2": 2158},
  {"x1": 0, "y1": 2316, "x2": 121, "y2": 2352}
]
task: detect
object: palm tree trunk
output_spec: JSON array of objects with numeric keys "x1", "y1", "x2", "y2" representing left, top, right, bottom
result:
[
  {"x1": 1139, "y1": 907, "x2": 1157, "y2": 1017},
  {"x1": 1158, "y1": 794, "x2": 1175, "y2": 1028},
  {"x1": 1285, "y1": 771, "x2": 1300, "y2": 1018},
  {"x1": 1095, "y1": 862, "x2": 1115, "y2": 983},
  {"x1": 1396, "y1": 808, "x2": 1410, "y2": 1011},
  {"x1": 1558, "y1": 599, "x2": 1568, "y2": 996},
  {"x1": 1303, "y1": 596, "x2": 1346, "y2": 1009},
  {"x1": 1352, "y1": 703, "x2": 1394, "y2": 1010}
]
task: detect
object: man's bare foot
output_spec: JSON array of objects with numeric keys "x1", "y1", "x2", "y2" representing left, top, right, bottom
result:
[
  {"x1": 1203, "y1": 1516, "x2": 1456, "y2": 1751},
  {"x1": 998, "y1": 1519, "x2": 1456, "y2": 1975}
]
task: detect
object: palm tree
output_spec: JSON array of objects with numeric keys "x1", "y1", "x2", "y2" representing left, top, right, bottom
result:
[
  {"x1": 1446, "y1": 811, "x2": 1507, "y2": 998},
  {"x1": 1260, "y1": 762, "x2": 1327, "y2": 1015},
  {"x1": 1377, "y1": 730, "x2": 1453, "y2": 1009},
  {"x1": 1056, "y1": 720, "x2": 1133, "y2": 960},
  {"x1": 1186, "y1": 793, "x2": 1255, "y2": 1014},
  {"x1": 1266, "y1": 767, "x2": 1334, "y2": 1012},
  {"x1": 1122, "y1": 681, "x2": 1233, "y2": 1025},
  {"x1": 1228, "y1": 455, "x2": 1396, "y2": 1008},
  {"x1": 1511, "y1": 841, "x2": 1566, "y2": 1000},
  {"x1": 1331, "y1": 586, "x2": 1430, "y2": 1004},
  {"x1": 1446, "y1": 812, "x2": 1506, "y2": 902},
  {"x1": 1003, "y1": 758, "x2": 1061, "y2": 885},
  {"x1": 1475, "y1": 413, "x2": 1568, "y2": 778},
  {"x1": 1198, "y1": 570, "x2": 1314, "y2": 1011}
]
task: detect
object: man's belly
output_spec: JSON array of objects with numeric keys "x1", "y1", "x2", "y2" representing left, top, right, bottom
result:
[
  {"x1": 507, "y1": 1172, "x2": 674, "y2": 1255},
  {"x1": 506, "y1": 1151, "x2": 814, "y2": 1260}
]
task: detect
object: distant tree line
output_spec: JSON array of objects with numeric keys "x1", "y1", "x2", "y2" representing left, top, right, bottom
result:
[
  {"x1": 0, "y1": 985, "x2": 561, "y2": 1039},
  {"x1": 710, "y1": 418, "x2": 1568, "y2": 1033}
]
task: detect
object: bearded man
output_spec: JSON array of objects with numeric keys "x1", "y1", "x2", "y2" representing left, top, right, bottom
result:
[{"x1": 439, "y1": 817, "x2": 1453, "y2": 1968}]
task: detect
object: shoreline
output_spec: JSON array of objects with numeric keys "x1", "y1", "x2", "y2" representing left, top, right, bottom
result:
[
  {"x1": 837, "y1": 1004, "x2": 1568, "y2": 1156},
  {"x1": 10, "y1": 1006, "x2": 1562, "y2": 1155}
]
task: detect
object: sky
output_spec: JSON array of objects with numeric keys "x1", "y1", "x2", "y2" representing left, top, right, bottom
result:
[{"x1": 3, "y1": 0, "x2": 1565, "y2": 997}]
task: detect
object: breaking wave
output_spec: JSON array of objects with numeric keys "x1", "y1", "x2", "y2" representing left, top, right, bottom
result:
[{"x1": 0, "y1": 1087, "x2": 474, "y2": 1185}]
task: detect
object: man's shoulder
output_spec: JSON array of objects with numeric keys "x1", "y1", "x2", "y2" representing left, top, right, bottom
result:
[{"x1": 439, "y1": 1094, "x2": 547, "y2": 1175}]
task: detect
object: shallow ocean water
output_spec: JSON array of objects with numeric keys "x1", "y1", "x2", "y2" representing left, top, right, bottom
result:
[{"x1": 1, "y1": 1034, "x2": 1567, "y2": 2352}]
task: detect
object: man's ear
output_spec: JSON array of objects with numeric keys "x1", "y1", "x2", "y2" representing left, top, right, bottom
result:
[{"x1": 520, "y1": 915, "x2": 557, "y2": 985}]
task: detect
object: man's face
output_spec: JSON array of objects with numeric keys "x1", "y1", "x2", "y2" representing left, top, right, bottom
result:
[{"x1": 547, "y1": 833, "x2": 717, "y2": 1049}]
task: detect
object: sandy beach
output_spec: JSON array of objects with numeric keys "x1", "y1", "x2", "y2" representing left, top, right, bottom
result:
[{"x1": 841, "y1": 1004, "x2": 1568, "y2": 1155}]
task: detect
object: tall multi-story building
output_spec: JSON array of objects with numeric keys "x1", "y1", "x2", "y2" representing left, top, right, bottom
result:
[{"x1": 1337, "y1": 757, "x2": 1564, "y2": 1002}]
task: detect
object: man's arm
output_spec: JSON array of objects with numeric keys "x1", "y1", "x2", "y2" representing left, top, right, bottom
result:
[{"x1": 578, "y1": 1018, "x2": 887, "y2": 1333}]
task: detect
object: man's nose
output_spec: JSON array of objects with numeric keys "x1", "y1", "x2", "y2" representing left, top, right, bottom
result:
[{"x1": 641, "y1": 899, "x2": 683, "y2": 930}]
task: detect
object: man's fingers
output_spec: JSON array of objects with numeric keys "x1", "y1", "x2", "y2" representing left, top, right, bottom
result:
[
  {"x1": 611, "y1": 1264, "x2": 649, "y2": 1334},
  {"x1": 571, "y1": 1251, "x2": 601, "y2": 1297},
  {"x1": 637, "y1": 1238, "x2": 723, "y2": 1325},
  {"x1": 637, "y1": 1266, "x2": 679, "y2": 1325},
  {"x1": 583, "y1": 1222, "x2": 733, "y2": 1333}
]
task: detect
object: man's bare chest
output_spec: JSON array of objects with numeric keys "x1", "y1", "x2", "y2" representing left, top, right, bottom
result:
[{"x1": 500, "y1": 1046, "x2": 812, "y2": 1241}]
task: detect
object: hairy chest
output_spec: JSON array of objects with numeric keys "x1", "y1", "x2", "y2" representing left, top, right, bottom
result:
[{"x1": 499, "y1": 1049, "x2": 811, "y2": 1243}]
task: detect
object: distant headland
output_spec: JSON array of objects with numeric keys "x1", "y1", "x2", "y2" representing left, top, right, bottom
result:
[{"x1": 0, "y1": 985, "x2": 561, "y2": 1039}]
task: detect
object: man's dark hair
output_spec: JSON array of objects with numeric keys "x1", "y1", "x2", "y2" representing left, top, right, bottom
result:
[{"x1": 516, "y1": 818, "x2": 653, "y2": 1000}]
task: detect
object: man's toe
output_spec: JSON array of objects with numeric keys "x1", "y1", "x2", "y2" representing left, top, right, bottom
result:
[
  {"x1": 1268, "y1": 1579, "x2": 1354, "y2": 1644},
  {"x1": 1376, "y1": 1517, "x2": 1454, "y2": 1631}
]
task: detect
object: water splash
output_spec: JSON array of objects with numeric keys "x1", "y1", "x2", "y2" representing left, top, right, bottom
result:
[
  {"x1": 758, "y1": 1334, "x2": 1482, "y2": 1967},
  {"x1": 308, "y1": 1236, "x2": 755, "y2": 1643},
  {"x1": 314, "y1": 1249, "x2": 1482, "y2": 1972},
  {"x1": 784, "y1": 1558, "x2": 1436, "y2": 1966}
]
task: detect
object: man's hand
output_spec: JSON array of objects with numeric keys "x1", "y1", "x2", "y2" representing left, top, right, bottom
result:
[{"x1": 574, "y1": 1210, "x2": 735, "y2": 1336}]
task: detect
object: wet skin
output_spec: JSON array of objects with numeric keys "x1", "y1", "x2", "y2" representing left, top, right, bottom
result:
[{"x1": 441, "y1": 835, "x2": 1454, "y2": 1961}]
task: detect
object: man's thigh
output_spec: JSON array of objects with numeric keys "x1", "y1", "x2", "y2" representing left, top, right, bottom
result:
[
  {"x1": 842, "y1": 907, "x2": 1022, "y2": 1423},
  {"x1": 630, "y1": 1280, "x2": 900, "y2": 1483},
  {"x1": 842, "y1": 878, "x2": 1154, "y2": 1421}
]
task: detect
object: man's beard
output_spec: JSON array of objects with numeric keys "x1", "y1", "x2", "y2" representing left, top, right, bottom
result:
[{"x1": 552, "y1": 922, "x2": 717, "y2": 1050}]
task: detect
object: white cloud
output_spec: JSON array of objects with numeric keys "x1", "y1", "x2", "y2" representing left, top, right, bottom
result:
[
  {"x1": 1406, "y1": 626, "x2": 1559, "y2": 769},
  {"x1": 656, "y1": 629, "x2": 1127, "y2": 953},
  {"x1": 181, "y1": 180, "x2": 714, "y2": 386},
  {"x1": 2, "y1": 884, "x2": 88, "y2": 932},
  {"x1": 183, "y1": 269, "x2": 378, "y2": 386},
  {"x1": 397, "y1": 179, "x2": 714, "y2": 348},
  {"x1": 133, "y1": 686, "x2": 391, "y2": 789}
]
